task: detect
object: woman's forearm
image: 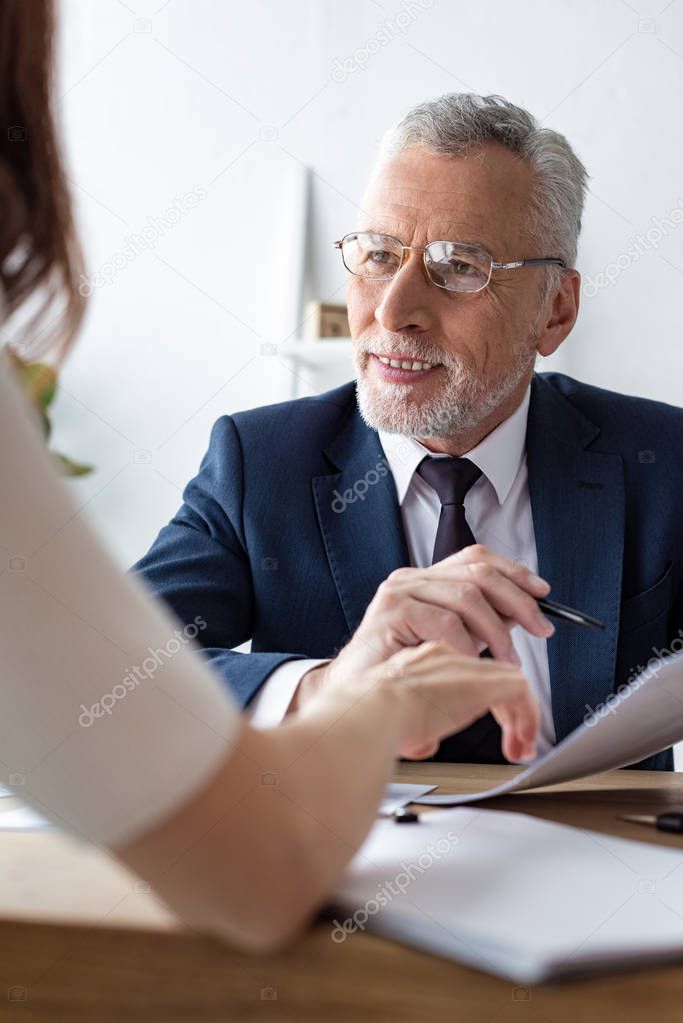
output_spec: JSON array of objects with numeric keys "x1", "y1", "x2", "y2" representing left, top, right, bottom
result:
[{"x1": 114, "y1": 670, "x2": 406, "y2": 950}]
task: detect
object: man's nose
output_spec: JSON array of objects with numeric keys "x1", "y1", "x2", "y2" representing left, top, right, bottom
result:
[{"x1": 374, "y1": 250, "x2": 436, "y2": 334}]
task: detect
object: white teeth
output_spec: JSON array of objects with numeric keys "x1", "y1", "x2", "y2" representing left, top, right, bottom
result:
[{"x1": 377, "y1": 355, "x2": 434, "y2": 371}]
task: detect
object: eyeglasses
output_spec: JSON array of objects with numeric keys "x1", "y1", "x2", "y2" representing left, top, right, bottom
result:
[{"x1": 333, "y1": 231, "x2": 567, "y2": 294}]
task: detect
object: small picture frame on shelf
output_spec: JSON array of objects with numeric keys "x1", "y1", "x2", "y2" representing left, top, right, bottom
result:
[{"x1": 304, "y1": 301, "x2": 350, "y2": 340}]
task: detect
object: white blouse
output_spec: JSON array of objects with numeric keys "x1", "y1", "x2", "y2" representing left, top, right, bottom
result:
[{"x1": 0, "y1": 347, "x2": 239, "y2": 846}]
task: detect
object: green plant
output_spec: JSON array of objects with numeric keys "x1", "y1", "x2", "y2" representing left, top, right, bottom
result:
[{"x1": 10, "y1": 351, "x2": 94, "y2": 477}]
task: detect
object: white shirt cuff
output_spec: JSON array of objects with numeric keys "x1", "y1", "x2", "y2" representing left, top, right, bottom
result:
[{"x1": 249, "y1": 658, "x2": 330, "y2": 728}]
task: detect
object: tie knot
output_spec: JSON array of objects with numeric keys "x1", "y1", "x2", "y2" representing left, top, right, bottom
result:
[{"x1": 416, "y1": 455, "x2": 482, "y2": 507}]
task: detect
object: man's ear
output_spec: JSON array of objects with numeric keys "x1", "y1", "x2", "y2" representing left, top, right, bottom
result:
[{"x1": 536, "y1": 270, "x2": 581, "y2": 357}]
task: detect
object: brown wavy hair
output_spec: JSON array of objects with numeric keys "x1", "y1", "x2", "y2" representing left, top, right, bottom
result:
[{"x1": 0, "y1": 0, "x2": 85, "y2": 361}]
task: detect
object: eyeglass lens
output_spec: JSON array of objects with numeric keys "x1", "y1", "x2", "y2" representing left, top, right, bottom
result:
[{"x1": 341, "y1": 232, "x2": 491, "y2": 293}]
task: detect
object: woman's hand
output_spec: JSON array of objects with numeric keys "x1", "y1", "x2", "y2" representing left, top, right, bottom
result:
[{"x1": 324, "y1": 639, "x2": 539, "y2": 764}]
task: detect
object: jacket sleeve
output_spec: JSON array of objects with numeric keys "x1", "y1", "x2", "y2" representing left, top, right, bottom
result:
[
  {"x1": 672, "y1": 577, "x2": 683, "y2": 652},
  {"x1": 130, "y1": 415, "x2": 307, "y2": 708}
]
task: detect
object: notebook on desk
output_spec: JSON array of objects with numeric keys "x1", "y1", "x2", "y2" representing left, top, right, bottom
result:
[{"x1": 329, "y1": 807, "x2": 683, "y2": 984}]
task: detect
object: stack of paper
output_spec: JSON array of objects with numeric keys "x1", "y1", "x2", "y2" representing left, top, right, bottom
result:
[{"x1": 330, "y1": 807, "x2": 683, "y2": 983}]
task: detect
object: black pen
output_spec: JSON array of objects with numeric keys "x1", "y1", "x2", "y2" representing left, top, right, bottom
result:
[
  {"x1": 618, "y1": 813, "x2": 683, "y2": 834},
  {"x1": 537, "y1": 597, "x2": 604, "y2": 631}
]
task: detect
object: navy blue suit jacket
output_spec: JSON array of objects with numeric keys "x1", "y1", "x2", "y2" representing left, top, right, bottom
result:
[{"x1": 132, "y1": 372, "x2": 683, "y2": 770}]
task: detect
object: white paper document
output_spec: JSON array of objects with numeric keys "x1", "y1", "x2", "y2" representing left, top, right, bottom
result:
[
  {"x1": 0, "y1": 783, "x2": 434, "y2": 835},
  {"x1": 0, "y1": 795, "x2": 50, "y2": 831},
  {"x1": 379, "y1": 783, "x2": 437, "y2": 815},
  {"x1": 415, "y1": 649, "x2": 683, "y2": 806},
  {"x1": 0, "y1": 806, "x2": 50, "y2": 831},
  {"x1": 331, "y1": 806, "x2": 683, "y2": 983}
]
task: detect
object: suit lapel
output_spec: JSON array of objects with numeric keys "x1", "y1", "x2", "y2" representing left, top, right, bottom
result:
[
  {"x1": 312, "y1": 405, "x2": 410, "y2": 638},
  {"x1": 527, "y1": 374, "x2": 625, "y2": 741}
]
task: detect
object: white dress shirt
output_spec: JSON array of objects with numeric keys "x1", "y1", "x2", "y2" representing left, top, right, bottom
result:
[{"x1": 251, "y1": 384, "x2": 556, "y2": 756}]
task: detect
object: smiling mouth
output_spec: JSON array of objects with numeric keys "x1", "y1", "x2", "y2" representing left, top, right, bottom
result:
[{"x1": 372, "y1": 354, "x2": 441, "y2": 372}]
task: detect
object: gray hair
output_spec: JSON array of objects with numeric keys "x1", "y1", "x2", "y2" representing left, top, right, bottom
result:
[{"x1": 365, "y1": 93, "x2": 589, "y2": 304}]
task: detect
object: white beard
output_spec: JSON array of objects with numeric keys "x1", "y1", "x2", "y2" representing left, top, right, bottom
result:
[{"x1": 353, "y1": 335, "x2": 538, "y2": 438}]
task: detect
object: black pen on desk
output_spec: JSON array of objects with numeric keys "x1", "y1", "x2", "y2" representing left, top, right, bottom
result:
[
  {"x1": 377, "y1": 808, "x2": 421, "y2": 824},
  {"x1": 618, "y1": 812, "x2": 683, "y2": 834},
  {"x1": 537, "y1": 597, "x2": 604, "y2": 631}
]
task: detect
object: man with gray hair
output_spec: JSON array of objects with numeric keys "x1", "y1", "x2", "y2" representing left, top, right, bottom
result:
[{"x1": 134, "y1": 93, "x2": 683, "y2": 768}]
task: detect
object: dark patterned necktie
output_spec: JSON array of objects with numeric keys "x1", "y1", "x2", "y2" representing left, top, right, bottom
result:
[
  {"x1": 416, "y1": 456, "x2": 482, "y2": 562},
  {"x1": 415, "y1": 455, "x2": 509, "y2": 764}
]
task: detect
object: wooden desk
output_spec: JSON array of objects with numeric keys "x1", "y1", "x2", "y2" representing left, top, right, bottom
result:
[{"x1": 1, "y1": 764, "x2": 683, "y2": 1022}]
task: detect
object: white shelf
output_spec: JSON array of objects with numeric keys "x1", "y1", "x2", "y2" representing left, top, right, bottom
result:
[{"x1": 279, "y1": 338, "x2": 353, "y2": 369}]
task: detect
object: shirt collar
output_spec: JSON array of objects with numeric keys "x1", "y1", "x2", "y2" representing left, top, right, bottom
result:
[{"x1": 378, "y1": 383, "x2": 531, "y2": 507}]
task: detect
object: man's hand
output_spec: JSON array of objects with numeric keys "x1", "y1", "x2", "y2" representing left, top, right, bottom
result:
[{"x1": 289, "y1": 544, "x2": 553, "y2": 713}]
